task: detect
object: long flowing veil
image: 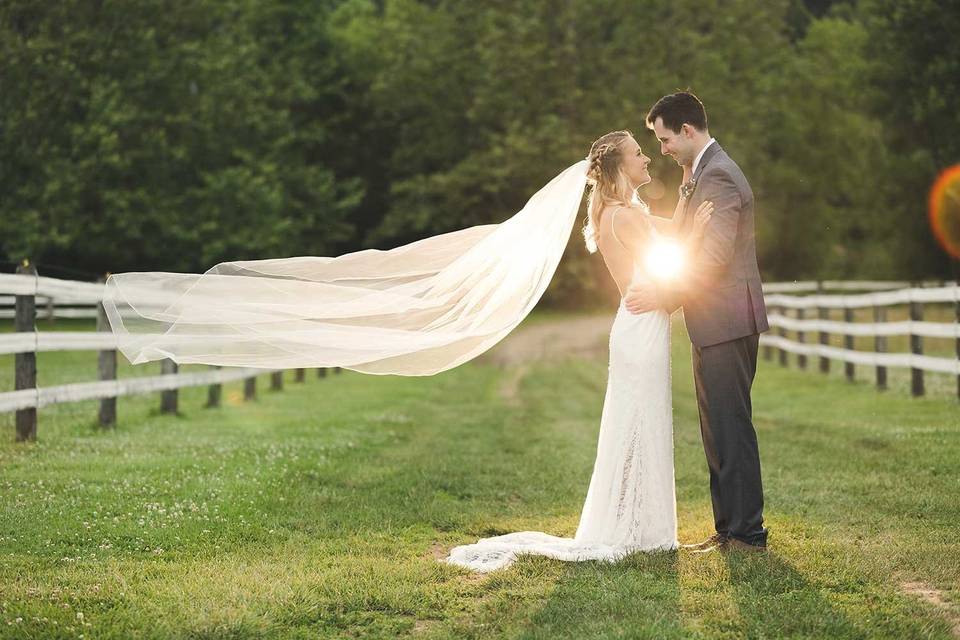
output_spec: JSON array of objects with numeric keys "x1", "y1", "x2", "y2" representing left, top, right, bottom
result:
[{"x1": 103, "y1": 160, "x2": 588, "y2": 375}]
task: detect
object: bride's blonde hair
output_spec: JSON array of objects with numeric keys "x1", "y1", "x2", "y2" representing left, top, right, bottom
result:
[{"x1": 583, "y1": 130, "x2": 639, "y2": 253}]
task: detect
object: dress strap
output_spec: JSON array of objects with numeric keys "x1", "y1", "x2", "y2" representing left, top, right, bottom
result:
[{"x1": 609, "y1": 205, "x2": 629, "y2": 251}]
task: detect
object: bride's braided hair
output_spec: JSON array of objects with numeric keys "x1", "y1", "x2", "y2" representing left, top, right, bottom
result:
[{"x1": 583, "y1": 130, "x2": 636, "y2": 253}]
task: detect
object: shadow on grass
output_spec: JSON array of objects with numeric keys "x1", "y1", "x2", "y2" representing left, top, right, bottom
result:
[
  {"x1": 723, "y1": 550, "x2": 865, "y2": 639},
  {"x1": 499, "y1": 550, "x2": 687, "y2": 639}
]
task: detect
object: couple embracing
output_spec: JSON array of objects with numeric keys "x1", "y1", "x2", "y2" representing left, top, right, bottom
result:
[
  {"x1": 446, "y1": 92, "x2": 770, "y2": 572},
  {"x1": 101, "y1": 89, "x2": 770, "y2": 573}
]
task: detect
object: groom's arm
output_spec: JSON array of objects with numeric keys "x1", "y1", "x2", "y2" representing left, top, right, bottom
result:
[{"x1": 628, "y1": 169, "x2": 741, "y2": 314}]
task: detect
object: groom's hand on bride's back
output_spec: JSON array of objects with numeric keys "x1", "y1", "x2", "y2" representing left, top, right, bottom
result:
[{"x1": 624, "y1": 284, "x2": 658, "y2": 314}]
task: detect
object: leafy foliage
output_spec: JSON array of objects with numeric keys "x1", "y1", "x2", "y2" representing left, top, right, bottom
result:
[{"x1": 0, "y1": 0, "x2": 954, "y2": 300}]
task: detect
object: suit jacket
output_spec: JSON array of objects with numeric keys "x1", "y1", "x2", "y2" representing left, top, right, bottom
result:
[{"x1": 658, "y1": 142, "x2": 769, "y2": 347}]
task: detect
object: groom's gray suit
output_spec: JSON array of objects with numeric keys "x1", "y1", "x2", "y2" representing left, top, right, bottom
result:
[{"x1": 657, "y1": 141, "x2": 770, "y2": 546}]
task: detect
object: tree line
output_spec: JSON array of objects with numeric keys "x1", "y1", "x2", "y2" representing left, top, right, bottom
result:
[{"x1": 1, "y1": 0, "x2": 956, "y2": 305}]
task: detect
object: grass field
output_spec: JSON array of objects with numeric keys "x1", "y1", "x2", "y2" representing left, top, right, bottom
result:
[{"x1": 0, "y1": 315, "x2": 958, "y2": 639}]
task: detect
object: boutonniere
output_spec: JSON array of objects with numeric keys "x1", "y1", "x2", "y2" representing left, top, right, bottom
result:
[{"x1": 679, "y1": 178, "x2": 698, "y2": 199}]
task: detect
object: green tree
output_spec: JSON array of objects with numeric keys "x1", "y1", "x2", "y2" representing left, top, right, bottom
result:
[
  {"x1": 0, "y1": 0, "x2": 358, "y2": 274},
  {"x1": 859, "y1": 0, "x2": 960, "y2": 276}
]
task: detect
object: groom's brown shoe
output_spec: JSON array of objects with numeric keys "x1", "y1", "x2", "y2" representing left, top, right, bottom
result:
[
  {"x1": 681, "y1": 533, "x2": 728, "y2": 551},
  {"x1": 721, "y1": 537, "x2": 768, "y2": 554}
]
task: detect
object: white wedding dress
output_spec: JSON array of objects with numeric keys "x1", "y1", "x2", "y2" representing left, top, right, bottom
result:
[{"x1": 444, "y1": 227, "x2": 678, "y2": 572}]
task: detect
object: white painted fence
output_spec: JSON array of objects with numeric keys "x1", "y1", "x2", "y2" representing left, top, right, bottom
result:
[
  {"x1": 3, "y1": 268, "x2": 957, "y2": 442},
  {"x1": 759, "y1": 280, "x2": 959, "y2": 398},
  {"x1": 1, "y1": 265, "x2": 337, "y2": 442}
]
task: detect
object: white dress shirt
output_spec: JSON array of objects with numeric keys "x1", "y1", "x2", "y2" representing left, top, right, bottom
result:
[{"x1": 691, "y1": 138, "x2": 717, "y2": 177}]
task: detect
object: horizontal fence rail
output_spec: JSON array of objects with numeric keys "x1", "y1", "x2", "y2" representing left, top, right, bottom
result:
[
  {"x1": 764, "y1": 313, "x2": 959, "y2": 339},
  {"x1": 765, "y1": 286, "x2": 959, "y2": 309},
  {"x1": 0, "y1": 332, "x2": 118, "y2": 354},
  {"x1": 0, "y1": 366, "x2": 276, "y2": 413},
  {"x1": 759, "y1": 335, "x2": 960, "y2": 375},
  {"x1": 761, "y1": 280, "x2": 915, "y2": 293}
]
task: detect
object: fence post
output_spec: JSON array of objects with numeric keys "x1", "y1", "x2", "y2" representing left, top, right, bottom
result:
[
  {"x1": 317, "y1": 368, "x2": 327, "y2": 378},
  {"x1": 909, "y1": 284, "x2": 924, "y2": 397},
  {"x1": 844, "y1": 307, "x2": 855, "y2": 382},
  {"x1": 206, "y1": 365, "x2": 222, "y2": 408},
  {"x1": 96, "y1": 274, "x2": 117, "y2": 428},
  {"x1": 761, "y1": 294, "x2": 771, "y2": 362},
  {"x1": 797, "y1": 306, "x2": 807, "y2": 370},
  {"x1": 244, "y1": 375, "x2": 257, "y2": 400},
  {"x1": 874, "y1": 303, "x2": 887, "y2": 391},
  {"x1": 270, "y1": 371, "x2": 283, "y2": 391},
  {"x1": 817, "y1": 282, "x2": 830, "y2": 374},
  {"x1": 295, "y1": 368, "x2": 305, "y2": 383},
  {"x1": 15, "y1": 260, "x2": 37, "y2": 442},
  {"x1": 777, "y1": 304, "x2": 788, "y2": 367},
  {"x1": 160, "y1": 358, "x2": 179, "y2": 414}
]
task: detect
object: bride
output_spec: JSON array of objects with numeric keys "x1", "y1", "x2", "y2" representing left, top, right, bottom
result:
[{"x1": 443, "y1": 130, "x2": 712, "y2": 572}]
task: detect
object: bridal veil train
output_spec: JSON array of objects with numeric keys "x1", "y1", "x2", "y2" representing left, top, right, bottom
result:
[{"x1": 102, "y1": 161, "x2": 589, "y2": 375}]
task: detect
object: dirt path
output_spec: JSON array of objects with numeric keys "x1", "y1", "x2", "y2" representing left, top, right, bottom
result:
[
  {"x1": 480, "y1": 314, "x2": 614, "y2": 401},
  {"x1": 482, "y1": 314, "x2": 613, "y2": 367}
]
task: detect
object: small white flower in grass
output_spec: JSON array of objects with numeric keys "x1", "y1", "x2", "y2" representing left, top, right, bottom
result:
[{"x1": 76, "y1": 612, "x2": 84, "y2": 621}]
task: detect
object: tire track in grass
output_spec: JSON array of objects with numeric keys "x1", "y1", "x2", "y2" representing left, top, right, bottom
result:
[{"x1": 480, "y1": 314, "x2": 612, "y2": 402}]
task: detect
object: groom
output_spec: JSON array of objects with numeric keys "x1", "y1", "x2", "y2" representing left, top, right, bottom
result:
[{"x1": 625, "y1": 91, "x2": 770, "y2": 552}]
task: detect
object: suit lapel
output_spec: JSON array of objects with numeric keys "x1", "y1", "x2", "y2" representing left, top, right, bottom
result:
[
  {"x1": 682, "y1": 142, "x2": 724, "y2": 225},
  {"x1": 692, "y1": 141, "x2": 722, "y2": 184}
]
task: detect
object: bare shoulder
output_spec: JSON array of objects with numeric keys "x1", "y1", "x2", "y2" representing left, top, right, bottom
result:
[
  {"x1": 598, "y1": 203, "x2": 651, "y2": 252},
  {"x1": 609, "y1": 203, "x2": 652, "y2": 232},
  {"x1": 612, "y1": 205, "x2": 654, "y2": 251}
]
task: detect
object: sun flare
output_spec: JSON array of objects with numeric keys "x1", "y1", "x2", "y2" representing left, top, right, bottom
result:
[{"x1": 644, "y1": 240, "x2": 685, "y2": 280}]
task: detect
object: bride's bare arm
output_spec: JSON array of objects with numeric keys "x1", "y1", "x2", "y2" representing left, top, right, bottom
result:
[
  {"x1": 640, "y1": 166, "x2": 695, "y2": 236},
  {"x1": 634, "y1": 199, "x2": 714, "y2": 243}
]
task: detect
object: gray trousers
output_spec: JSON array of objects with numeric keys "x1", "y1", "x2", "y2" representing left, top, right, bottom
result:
[{"x1": 692, "y1": 333, "x2": 767, "y2": 545}]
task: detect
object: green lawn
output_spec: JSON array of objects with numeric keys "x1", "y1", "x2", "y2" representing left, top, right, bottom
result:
[{"x1": 0, "y1": 316, "x2": 958, "y2": 639}]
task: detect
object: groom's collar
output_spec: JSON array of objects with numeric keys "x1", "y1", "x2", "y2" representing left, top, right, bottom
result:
[
  {"x1": 691, "y1": 138, "x2": 717, "y2": 175},
  {"x1": 692, "y1": 139, "x2": 721, "y2": 180}
]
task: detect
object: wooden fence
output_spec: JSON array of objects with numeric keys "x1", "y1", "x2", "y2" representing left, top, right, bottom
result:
[
  {"x1": 4, "y1": 266, "x2": 959, "y2": 443},
  {"x1": 760, "y1": 280, "x2": 960, "y2": 399},
  {"x1": 1, "y1": 262, "x2": 339, "y2": 442}
]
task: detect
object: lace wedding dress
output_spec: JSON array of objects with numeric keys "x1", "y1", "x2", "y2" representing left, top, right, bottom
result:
[{"x1": 444, "y1": 240, "x2": 678, "y2": 572}]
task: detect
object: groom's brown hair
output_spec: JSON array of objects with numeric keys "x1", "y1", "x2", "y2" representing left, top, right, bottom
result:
[{"x1": 646, "y1": 92, "x2": 708, "y2": 133}]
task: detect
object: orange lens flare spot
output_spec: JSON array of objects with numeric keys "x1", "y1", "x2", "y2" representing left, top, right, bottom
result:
[{"x1": 929, "y1": 165, "x2": 960, "y2": 259}]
